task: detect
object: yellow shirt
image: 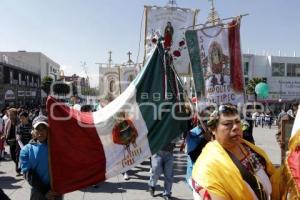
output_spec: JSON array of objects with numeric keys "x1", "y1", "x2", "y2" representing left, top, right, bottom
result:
[{"x1": 192, "y1": 140, "x2": 276, "y2": 200}]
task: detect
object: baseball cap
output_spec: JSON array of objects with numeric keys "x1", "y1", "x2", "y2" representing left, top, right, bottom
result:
[{"x1": 32, "y1": 115, "x2": 49, "y2": 129}]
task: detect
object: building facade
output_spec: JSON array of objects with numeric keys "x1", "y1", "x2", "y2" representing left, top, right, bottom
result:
[
  {"x1": 59, "y1": 74, "x2": 90, "y2": 97},
  {"x1": 0, "y1": 51, "x2": 61, "y2": 100},
  {"x1": 0, "y1": 51, "x2": 60, "y2": 80},
  {"x1": 0, "y1": 62, "x2": 41, "y2": 108},
  {"x1": 60, "y1": 74, "x2": 89, "y2": 88},
  {"x1": 243, "y1": 54, "x2": 300, "y2": 102},
  {"x1": 99, "y1": 64, "x2": 140, "y2": 101}
]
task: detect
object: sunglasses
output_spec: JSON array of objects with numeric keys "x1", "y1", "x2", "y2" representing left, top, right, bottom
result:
[{"x1": 218, "y1": 104, "x2": 238, "y2": 114}]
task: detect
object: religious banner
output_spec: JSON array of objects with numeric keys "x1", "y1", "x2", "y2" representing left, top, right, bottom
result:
[
  {"x1": 185, "y1": 19, "x2": 245, "y2": 105},
  {"x1": 144, "y1": 6, "x2": 199, "y2": 75}
]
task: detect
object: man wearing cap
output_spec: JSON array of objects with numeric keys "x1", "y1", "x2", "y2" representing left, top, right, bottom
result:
[{"x1": 19, "y1": 115, "x2": 62, "y2": 200}]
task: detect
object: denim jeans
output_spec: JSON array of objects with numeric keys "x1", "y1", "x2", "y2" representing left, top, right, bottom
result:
[
  {"x1": 149, "y1": 150, "x2": 174, "y2": 196},
  {"x1": 30, "y1": 188, "x2": 63, "y2": 200},
  {"x1": 185, "y1": 156, "x2": 193, "y2": 190}
]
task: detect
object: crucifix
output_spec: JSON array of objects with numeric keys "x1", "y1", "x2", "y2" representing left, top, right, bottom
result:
[
  {"x1": 209, "y1": 0, "x2": 215, "y2": 8},
  {"x1": 127, "y1": 51, "x2": 133, "y2": 64},
  {"x1": 166, "y1": 0, "x2": 177, "y2": 7}
]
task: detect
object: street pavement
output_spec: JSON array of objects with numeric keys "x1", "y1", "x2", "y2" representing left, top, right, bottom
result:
[{"x1": 0, "y1": 125, "x2": 281, "y2": 200}]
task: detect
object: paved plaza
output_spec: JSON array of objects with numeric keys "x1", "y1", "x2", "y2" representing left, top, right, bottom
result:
[{"x1": 0, "y1": 126, "x2": 281, "y2": 200}]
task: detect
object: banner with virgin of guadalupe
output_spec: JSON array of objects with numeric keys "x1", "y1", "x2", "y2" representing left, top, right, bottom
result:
[
  {"x1": 185, "y1": 19, "x2": 245, "y2": 105},
  {"x1": 144, "y1": 6, "x2": 199, "y2": 75}
]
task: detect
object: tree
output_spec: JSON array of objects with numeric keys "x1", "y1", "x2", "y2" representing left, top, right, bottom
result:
[
  {"x1": 41, "y1": 76, "x2": 53, "y2": 96},
  {"x1": 246, "y1": 77, "x2": 264, "y2": 101},
  {"x1": 53, "y1": 82, "x2": 70, "y2": 96},
  {"x1": 81, "y1": 87, "x2": 99, "y2": 96}
]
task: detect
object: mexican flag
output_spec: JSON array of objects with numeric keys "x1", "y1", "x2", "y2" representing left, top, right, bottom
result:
[{"x1": 47, "y1": 42, "x2": 188, "y2": 194}]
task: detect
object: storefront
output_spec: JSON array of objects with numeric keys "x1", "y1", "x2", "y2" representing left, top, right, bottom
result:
[{"x1": 4, "y1": 89, "x2": 16, "y2": 106}]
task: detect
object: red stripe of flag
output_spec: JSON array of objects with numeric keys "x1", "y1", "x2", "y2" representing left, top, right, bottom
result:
[{"x1": 47, "y1": 96, "x2": 106, "y2": 194}]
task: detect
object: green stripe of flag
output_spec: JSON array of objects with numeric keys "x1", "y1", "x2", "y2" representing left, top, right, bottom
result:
[{"x1": 135, "y1": 42, "x2": 188, "y2": 154}]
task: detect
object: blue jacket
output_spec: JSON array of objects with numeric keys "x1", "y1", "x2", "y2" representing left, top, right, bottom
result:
[
  {"x1": 186, "y1": 126, "x2": 205, "y2": 155},
  {"x1": 20, "y1": 142, "x2": 50, "y2": 185}
]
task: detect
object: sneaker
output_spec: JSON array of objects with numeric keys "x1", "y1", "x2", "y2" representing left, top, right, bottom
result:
[
  {"x1": 16, "y1": 172, "x2": 22, "y2": 177},
  {"x1": 163, "y1": 195, "x2": 172, "y2": 200},
  {"x1": 123, "y1": 172, "x2": 129, "y2": 181},
  {"x1": 149, "y1": 187, "x2": 155, "y2": 197}
]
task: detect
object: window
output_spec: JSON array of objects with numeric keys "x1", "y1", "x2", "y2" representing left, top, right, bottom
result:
[
  {"x1": 244, "y1": 62, "x2": 249, "y2": 76},
  {"x1": 287, "y1": 63, "x2": 300, "y2": 77},
  {"x1": 244, "y1": 77, "x2": 249, "y2": 86},
  {"x1": 272, "y1": 63, "x2": 285, "y2": 76},
  {"x1": 13, "y1": 70, "x2": 18, "y2": 79},
  {"x1": 262, "y1": 77, "x2": 267, "y2": 83}
]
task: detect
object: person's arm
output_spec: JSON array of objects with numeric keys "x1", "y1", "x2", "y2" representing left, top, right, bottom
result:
[
  {"x1": 15, "y1": 126, "x2": 24, "y2": 148},
  {"x1": 19, "y1": 145, "x2": 31, "y2": 172},
  {"x1": 4, "y1": 120, "x2": 10, "y2": 140}
]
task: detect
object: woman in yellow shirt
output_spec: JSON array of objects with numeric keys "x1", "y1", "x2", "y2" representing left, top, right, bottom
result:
[{"x1": 192, "y1": 104, "x2": 276, "y2": 200}]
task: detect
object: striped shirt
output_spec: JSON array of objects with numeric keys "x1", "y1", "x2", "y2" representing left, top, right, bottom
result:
[{"x1": 16, "y1": 123, "x2": 32, "y2": 145}]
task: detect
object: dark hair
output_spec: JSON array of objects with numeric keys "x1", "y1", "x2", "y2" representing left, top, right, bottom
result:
[
  {"x1": 207, "y1": 104, "x2": 238, "y2": 129},
  {"x1": 19, "y1": 111, "x2": 29, "y2": 118},
  {"x1": 81, "y1": 105, "x2": 93, "y2": 112}
]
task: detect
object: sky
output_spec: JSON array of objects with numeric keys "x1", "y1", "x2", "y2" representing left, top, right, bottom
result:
[{"x1": 0, "y1": 0, "x2": 299, "y2": 87}]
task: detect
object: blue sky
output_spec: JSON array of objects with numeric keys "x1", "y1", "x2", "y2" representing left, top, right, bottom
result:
[{"x1": 0, "y1": 0, "x2": 299, "y2": 86}]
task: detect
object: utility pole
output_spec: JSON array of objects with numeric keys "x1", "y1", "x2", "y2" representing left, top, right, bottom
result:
[{"x1": 108, "y1": 51, "x2": 112, "y2": 67}]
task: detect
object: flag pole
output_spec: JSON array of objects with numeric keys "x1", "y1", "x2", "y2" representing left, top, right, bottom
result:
[
  {"x1": 168, "y1": 58, "x2": 192, "y2": 104},
  {"x1": 181, "y1": 13, "x2": 249, "y2": 31},
  {"x1": 169, "y1": 58, "x2": 209, "y2": 132}
]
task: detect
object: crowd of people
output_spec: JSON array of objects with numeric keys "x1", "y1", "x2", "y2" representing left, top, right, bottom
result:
[
  {"x1": 0, "y1": 105, "x2": 62, "y2": 200},
  {"x1": 0, "y1": 100, "x2": 299, "y2": 200}
]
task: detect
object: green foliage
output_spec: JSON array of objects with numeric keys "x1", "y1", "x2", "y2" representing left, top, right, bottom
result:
[
  {"x1": 53, "y1": 82, "x2": 70, "y2": 95},
  {"x1": 41, "y1": 76, "x2": 53, "y2": 96},
  {"x1": 81, "y1": 87, "x2": 99, "y2": 96},
  {"x1": 246, "y1": 77, "x2": 264, "y2": 94},
  {"x1": 246, "y1": 77, "x2": 264, "y2": 101}
]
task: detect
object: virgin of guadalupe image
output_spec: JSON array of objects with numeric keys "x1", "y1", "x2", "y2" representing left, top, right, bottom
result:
[
  {"x1": 164, "y1": 21, "x2": 174, "y2": 51},
  {"x1": 202, "y1": 41, "x2": 230, "y2": 87}
]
